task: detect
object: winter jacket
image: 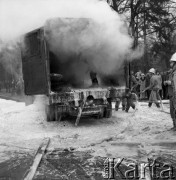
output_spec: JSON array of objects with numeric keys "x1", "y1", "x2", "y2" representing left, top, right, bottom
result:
[
  {"x1": 171, "y1": 67, "x2": 176, "y2": 105},
  {"x1": 130, "y1": 75, "x2": 137, "y2": 88},
  {"x1": 122, "y1": 92, "x2": 138, "y2": 112},
  {"x1": 128, "y1": 92, "x2": 138, "y2": 102},
  {"x1": 145, "y1": 73, "x2": 151, "y2": 87},
  {"x1": 146, "y1": 75, "x2": 160, "y2": 91},
  {"x1": 139, "y1": 78, "x2": 146, "y2": 99},
  {"x1": 139, "y1": 78, "x2": 146, "y2": 91},
  {"x1": 167, "y1": 72, "x2": 173, "y2": 97},
  {"x1": 156, "y1": 75, "x2": 162, "y2": 90}
]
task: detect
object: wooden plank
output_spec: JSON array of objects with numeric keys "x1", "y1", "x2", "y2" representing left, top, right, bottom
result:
[
  {"x1": 24, "y1": 138, "x2": 50, "y2": 180},
  {"x1": 75, "y1": 107, "x2": 83, "y2": 126},
  {"x1": 75, "y1": 98, "x2": 86, "y2": 126}
]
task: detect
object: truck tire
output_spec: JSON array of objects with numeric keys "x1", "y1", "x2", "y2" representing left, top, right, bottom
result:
[
  {"x1": 104, "y1": 107, "x2": 112, "y2": 118},
  {"x1": 45, "y1": 105, "x2": 55, "y2": 121}
]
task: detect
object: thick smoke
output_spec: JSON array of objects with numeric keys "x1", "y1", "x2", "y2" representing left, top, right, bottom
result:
[
  {"x1": 0, "y1": 0, "x2": 142, "y2": 87},
  {"x1": 0, "y1": 0, "x2": 126, "y2": 41},
  {"x1": 44, "y1": 18, "x2": 133, "y2": 87}
]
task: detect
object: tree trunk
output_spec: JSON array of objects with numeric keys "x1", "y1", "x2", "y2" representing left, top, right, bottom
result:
[{"x1": 143, "y1": 0, "x2": 149, "y2": 72}]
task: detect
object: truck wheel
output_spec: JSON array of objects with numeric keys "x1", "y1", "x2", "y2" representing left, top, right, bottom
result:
[
  {"x1": 45, "y1": 105, "x2": 55, "y2": 121},
  {"x1": 97, "y1": 107, "x2": 104, "y2": 119},
  {"x1": 104, "y1": 107, "x2": 112, "y2": 118}
]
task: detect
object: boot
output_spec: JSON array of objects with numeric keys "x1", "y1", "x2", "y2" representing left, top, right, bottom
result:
[
  {"x1": 155, "y1": 103, "x2": 160, "y2": 108},
  {"x1": 148, "y1": 102, "x2": 152, "y2": 107},
  {"x1": 170, "y1": 125, "x2": 176, "y2": 131}
]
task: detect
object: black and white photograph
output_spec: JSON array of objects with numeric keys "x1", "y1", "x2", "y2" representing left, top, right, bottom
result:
[{"x1": 0, "y1": 0, "x2": 176, "y2": 179}]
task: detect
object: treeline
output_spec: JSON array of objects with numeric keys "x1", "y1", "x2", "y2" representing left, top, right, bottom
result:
[
  {"x1": 0, "y1": 41, "x2": 23, "y2": 95},
  {"x1": 107, "y1": 0, "x2": 176, "y2": 72}
]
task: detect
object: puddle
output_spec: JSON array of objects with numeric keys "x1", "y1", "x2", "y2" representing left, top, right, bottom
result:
[
  {"x1": 106, "y1": 142, "x2": 142, "y2": 159},
  {"x1": 0, "y1": 151, "x2": 33, "y2": 180},
  {"x1": 34, "y1": 150, "x2": 104, "y2": 180},
  {"x1": 0, "y1": 142, "x2": 176, "y2": 180}
]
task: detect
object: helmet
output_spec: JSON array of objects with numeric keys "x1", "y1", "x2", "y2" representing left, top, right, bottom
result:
[
  {"x1": 170, "y1": 53, "x2": 176, "y2": 62},
  {"x1": 149, "y1": 68, "x2": 155, "y2": 74}
]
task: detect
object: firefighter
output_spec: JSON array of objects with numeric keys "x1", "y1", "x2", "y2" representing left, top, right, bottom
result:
[
  {"x1": 130, "y1": 71, "x2": 138, "y2": 93},
  {"x1": 122, "y1": 88, "x2": 138, "y2": 112},
  {"x1": 156, "y1": 70, "x2": 163, "y2": 99},
  {"x1": 143, "y1": 68, "x2": 160, "y2": 108},
  {"x1": 139, "y1": 73, "x2": 146, "y2": 100},
  {"x1": 145, "y1": 71, "x2": 152, "y2": 100},
  {"x1": 164, "y1": 53, "x2": 176, "y2": 129},
  {"x1": 121, "y1": 91, "x2": 127, "y2": 111}
]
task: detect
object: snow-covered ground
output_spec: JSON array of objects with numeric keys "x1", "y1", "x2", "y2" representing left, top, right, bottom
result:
[{"x1": 0, "y1": 96, "x2": 175, "y2": 163}]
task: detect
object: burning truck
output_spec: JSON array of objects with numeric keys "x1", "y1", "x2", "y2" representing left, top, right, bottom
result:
[{"x1": 21, "y1": 18, "x2": 130, "y2": 125}]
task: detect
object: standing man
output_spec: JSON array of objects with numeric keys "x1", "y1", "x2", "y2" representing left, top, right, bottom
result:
[
  {"x1": 130, "y1": 71, "x2": 138, "y2": 93},
  {"x1": 139, "y1": 73, "x2": 146, "y2": 100},
  {"x1": 156, "y1": 70, "x2": 163, "y2": 99},
  {"x1": 135, "y1": 70, "x2": 142, "y2": 80},
  {"x1": 162, "y1": 71, "x2": 168, "y2": 99},
  {"x1": 164, "y1": 53, "x2": 176, "y2": 130},
  {"x1": 145, "y1": 71, "x2": 151, "y2": 100},
  {"x1": 143, "y1": 68, "x2": 160, "y2": 108},
  {"x1": 165, "y1": 69, "x2": 173, "y2": 99}
]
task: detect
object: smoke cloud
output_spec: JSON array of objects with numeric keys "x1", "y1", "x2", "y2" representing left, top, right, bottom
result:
[
  {"x1": 0, "y1": 0, "x2": 142, "y2": 87},
  {"x1": 45, "y1": 18, "x2": 132, "y2": 87},
  {"x1": 0, "y1": 0, "x2": 126, "y2": 41}
]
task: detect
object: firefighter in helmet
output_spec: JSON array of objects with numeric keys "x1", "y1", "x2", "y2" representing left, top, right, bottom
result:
[
  {"x1": 143, "y1": 68, "x2": 161, "y2": 108},
  {"x1": 164, "y1": 52, "x2": 176, "y2": 129}
]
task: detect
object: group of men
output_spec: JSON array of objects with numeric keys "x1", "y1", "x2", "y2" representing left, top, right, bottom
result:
[
  {"x1": 145, "y1": 53, "x2": 176, "y2": 130},
  {"x1": 89, "y1": 56, "x2": 176, "y2": 130},
  {"x1": 127, "y1": 52, "x2": 176, "y2": 130},
  {"x1": 121, "y1": 68, "x2": 162, "y2": 113},
  {"x1": 130, "y1": 69, "x2": 163, "y2": 100}
]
